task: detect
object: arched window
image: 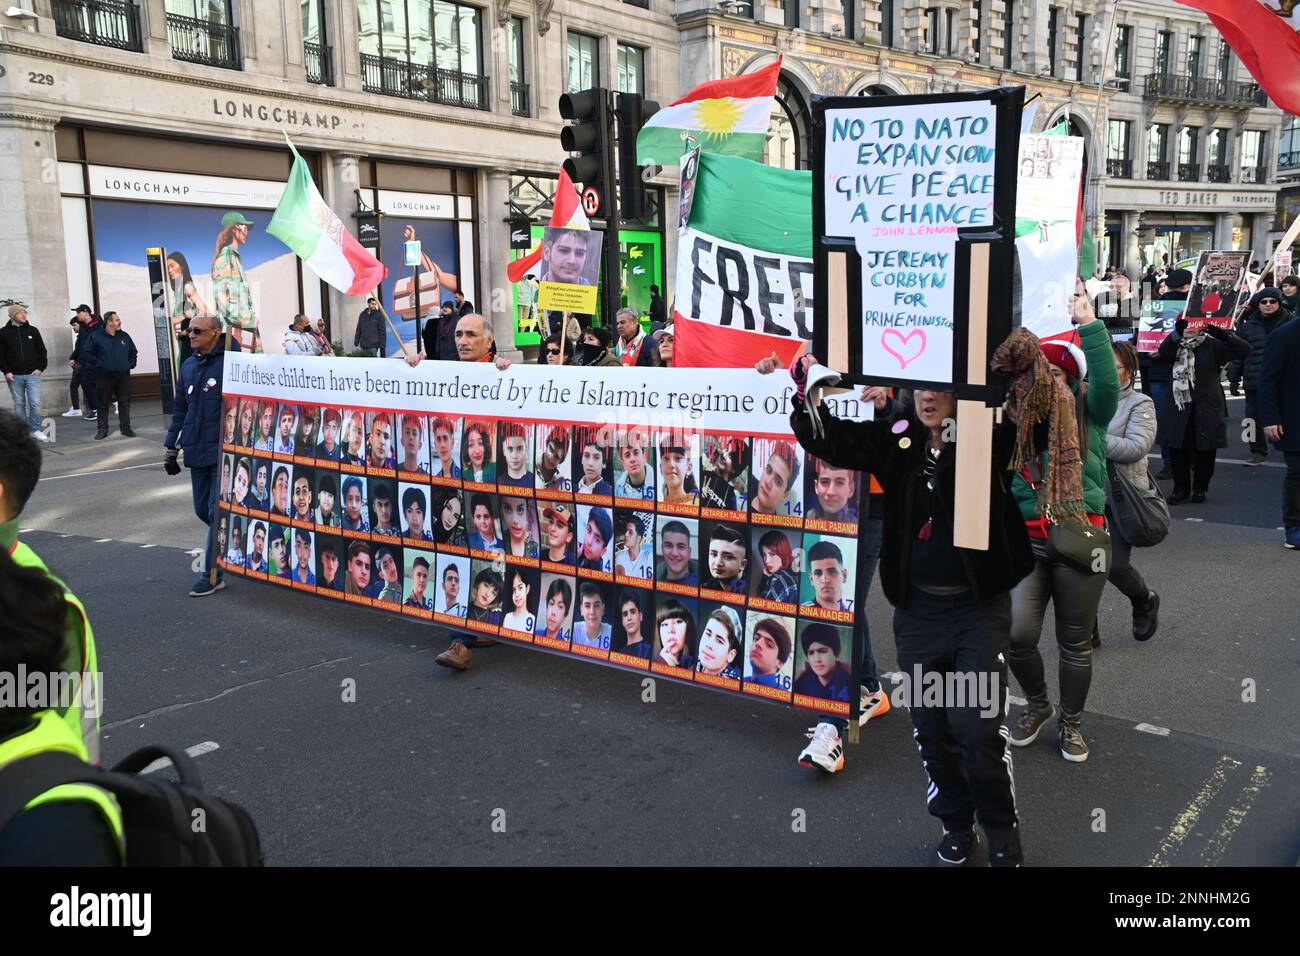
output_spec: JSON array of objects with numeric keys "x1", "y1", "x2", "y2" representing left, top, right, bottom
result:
[{"x1": 765, "y1": 75, "x2": 811, "y2": 170}]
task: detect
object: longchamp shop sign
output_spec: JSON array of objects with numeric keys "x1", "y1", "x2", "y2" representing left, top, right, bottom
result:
[{"x1": 211, "y1": 97, "x2": 344, "y2": 130}]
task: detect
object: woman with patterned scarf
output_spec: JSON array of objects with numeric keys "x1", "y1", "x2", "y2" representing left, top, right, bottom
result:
[
  {"x1": 1154, "y1": 317, "x2": 1251, "y2": 504},
  {"x1": 993, "y1": 288, "x2": 1119, "y2": 764}
]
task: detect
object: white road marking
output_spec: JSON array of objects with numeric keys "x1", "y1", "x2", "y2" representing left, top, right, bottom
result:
[
  {"x1": 1135, "y1": 723, "x2": 1170, "y2": 736},
  {"x1": 140, "y1": 741, "x2": 221, "y2": 775},
  {"x1": 94, "y1": 538, "x2": 112, "y2": 543},
  {"x1": 140, "y1": 544, "x2": 157, "y2": 549},
  {"x1": 19, "y1": 527, "x2": 33, "y2": 533},
  {"x1": 1184, "y1": 517, "x2": 1204, "y2": 523},
  {"x1": 1145, "y1": 453, "x2": 1284, "y2": 469},
  {"x1": 39, "y1": 462, "x2": 158, "y2": 482},
  {"x1": 1008, "y1": 694, "x2": 1027, "y2": 706}
]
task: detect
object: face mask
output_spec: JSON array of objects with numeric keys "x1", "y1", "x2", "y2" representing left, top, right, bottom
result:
[{"x1": 577, "y1": 342, "x2": 604, "y2": 366}]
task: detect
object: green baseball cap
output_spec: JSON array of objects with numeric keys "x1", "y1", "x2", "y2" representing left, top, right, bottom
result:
[{"x1": 221, "y1": 211, "x2": 255, "y2": 228}]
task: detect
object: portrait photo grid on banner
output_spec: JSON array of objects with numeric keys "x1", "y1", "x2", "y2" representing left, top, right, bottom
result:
[{"x1": 215, "y1": 357, "x2": 873, "y2": 719}]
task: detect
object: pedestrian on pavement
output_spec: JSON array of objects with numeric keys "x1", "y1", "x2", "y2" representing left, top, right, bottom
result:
[
  {"x1": 1103, "y1": 341, "x2": 1162, "y2": 642},
  {"x1": 653, "y1": 324, "x2": 674, "y2": 368},
  {"x1": 613, "y1": 308, "x2": 655, "y2": 367},
  {"x1": 283, "y1": 313, "x2": 324, "y2": 356},
  {"x1": 998, "y1": 289, "x2": 1119, "y2": 765},
  {"x1": 62, "y1": 316, "x2": 85, "y2": 419},
  {"x1": 454, "y1": 290, "x2": 473, "y2": 317},
  {"x1": 428, "y1": 301, "x2": 458, "y2": 361},
  {"x1": 0, "y1": 546, "x2": 122, "y2": 867},
  {"x1": 355, "y1": 296, "x2": 386, "y2": 357},
  {"x1": 1144, "y1": 268, "x2": 1193, "y2": 478},
  {"x1": 0, "y1": 305, "x2": 48, "y2": 442},
  {"x1": 309, "y1": 318, "x2": 333, "y2": 356},
  {"x1": 1256, "y1": 306, "x2": 1300, "y2": 549},
  {"x1": 1236, "y1": 288, "x2": 1292, "y2": 466},
  {"x1": 69, "y1": 305, "x2": 102, "y2": 423},
  {"x1": 1155, "y1": 319, "x2": 1251, "y2": 505},
  {"x1": 758, "y1": 351, "x2": 1032, "y2": 866},
  {"x1": 163, "y1": 315, "x2": 237, "y2": 596},
  {"x1": 0, "y1": 410, "x2": 102, "y2": 760},
  {"x1": 81, "y1": 312, "x2": 138, "y2": 439},
  {"x1": 648, "y1": 284, "x2": 666, "y2": 332}
]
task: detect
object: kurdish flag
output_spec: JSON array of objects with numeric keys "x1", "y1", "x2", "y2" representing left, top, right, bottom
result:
[
  {"x1": 673, "y1": 152, "x2": 811, "y2": 369},
  {"x1": 268, "y1": 140, "x2": 387, "y2": 296},
  {"x1": 636, "y1": 59, "x2": 781, "y2": 167}
]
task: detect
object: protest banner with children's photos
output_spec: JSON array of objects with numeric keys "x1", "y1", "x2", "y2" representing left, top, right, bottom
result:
[{"x1": 219, "y1": 353, "x2": 872, "y2": 718}]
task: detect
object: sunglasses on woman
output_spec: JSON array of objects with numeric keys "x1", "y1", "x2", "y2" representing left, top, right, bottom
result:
[{"x1": 546, "y1": 347, "x2": 561, "y2": 356}]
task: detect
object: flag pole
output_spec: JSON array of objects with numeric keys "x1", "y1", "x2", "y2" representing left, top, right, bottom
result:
[{"x1": 372, "y1": 287, "x2": 414, "y2": 359}]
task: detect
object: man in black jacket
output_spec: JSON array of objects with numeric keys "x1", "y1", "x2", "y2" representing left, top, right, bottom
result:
[
  {"x1": 81, "y1": 311, "x2": 138, "y2": 439},
  {"x1": 1144, "y1": 268, "x2": 1192, "y2": 478},
  {"x1": 454, "y1": 290, "x2": 474, "y2": 317},
  {"x1": 1257, "y1": 314, "x2": 1300, "y2": 549},
  {"x1": 0, "y1": 305, "x2": 48, "y2": 441},
  {"x1": 355, "y1": 297, "x2": 386, "y2": 357},
  {"x1": 68, "y1": 305, "x2": 102, "y2": 422},
  {"x1": 1236, "y1": 287, "x2": 1292, "y2": 465}
]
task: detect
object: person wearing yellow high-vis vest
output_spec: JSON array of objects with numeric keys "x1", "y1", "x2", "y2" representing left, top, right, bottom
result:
[
  {"x1": 0, "y1": 546, "x2": 121, "y2": 865},
  {"x1": 0, "y1": 411, "x2": 101, "y2": 761}
]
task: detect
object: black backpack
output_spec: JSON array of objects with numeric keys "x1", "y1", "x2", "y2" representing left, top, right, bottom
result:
[{"x1": 0, "y1": 744, "x2": 263, "y2": 866}]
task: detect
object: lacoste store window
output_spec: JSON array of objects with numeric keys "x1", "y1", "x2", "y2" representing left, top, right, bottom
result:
[
  {"x1": 356, "y1": 159, "x2": 479, "y2": 355},
  {"x1": 56, "y1": 126, "x2": 324, "y2": 391}
]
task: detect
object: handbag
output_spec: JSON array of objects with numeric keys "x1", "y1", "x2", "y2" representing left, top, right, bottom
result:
[
  {"x1": 1023, "y1": 461, "x2": 1112, "y2": 574},
  {"x1": 1106, "y1": 461, "x2": 1171, "y2": 547}
]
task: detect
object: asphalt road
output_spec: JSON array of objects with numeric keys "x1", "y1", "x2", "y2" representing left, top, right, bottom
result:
[{"x1": 15, "y1": 396, "x2": 1300, "y2": 866}]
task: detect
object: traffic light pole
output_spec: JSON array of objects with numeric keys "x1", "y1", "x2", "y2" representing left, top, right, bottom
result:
[{"x1": 600, "y1": 91, "x2": 622, "y2": 330}]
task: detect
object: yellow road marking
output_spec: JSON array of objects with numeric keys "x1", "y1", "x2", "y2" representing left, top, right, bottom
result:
[
  {"x1": 1148, "y1": 755, "x2": 1242, "y2": 868},
  {"x1": 1201, "y1": 765, "x2": 1271, "y2": 866}
]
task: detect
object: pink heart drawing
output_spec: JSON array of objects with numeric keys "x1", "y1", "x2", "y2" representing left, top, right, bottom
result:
[{"x1": 881, "y1": 329, "x2": 927, "y2": 370}]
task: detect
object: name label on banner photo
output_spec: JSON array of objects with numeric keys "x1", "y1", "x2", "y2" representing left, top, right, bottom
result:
[{"x1": 218, "y1": 355, "x2": 874, "y2": 717}]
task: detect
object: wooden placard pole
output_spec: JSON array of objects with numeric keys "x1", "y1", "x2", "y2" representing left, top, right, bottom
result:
[
  {"x1": 953, "y1": 243, "x2": 994, "y2": 551},
  {"x1": 827, "y1": 250, "x2": 850, "y2": 373}
]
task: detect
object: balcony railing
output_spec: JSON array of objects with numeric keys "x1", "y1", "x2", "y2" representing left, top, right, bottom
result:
[
  {"x1": 305, "y1": 41, "x2": 333, "y2": 85},
  {"x1": 1106, "y1": 158, "x2": 1132, "y2": 178},
  {"x1": 1178, "y1": 162, "x2": 1201, "y2": 182},
  {"x1": 1147, "y1": 160, "x2": 1171, "y2": 180},
  {"x1": 511, "y1": 80, "x2": 530, "y2": 117},
  {"x1": 1241, "y1": 165, "x2": 1270, "y2": 184},
  {"x1": 1280, "y1": 150, "x2": 1300, "y2": 170},
  {"x1": 1206, "y1": 164, "x2": 1231, "y2": 183},
  {"x1": 53, "y1": 0, "x2": 142, "y2": 52},
  {"x1": 1142, "y1": 72, "x2": 1268, "y2": 108},
  {"x1": 360, "y1": 54, "x2": 488, "y2": 111},
  {"x1": 167, "y1": 13, "x2": 240, "y2": 70}
]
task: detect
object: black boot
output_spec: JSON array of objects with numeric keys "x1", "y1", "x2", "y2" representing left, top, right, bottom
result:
[
  {"x1": 1133, "y1": 591, "x2": 1160, "y2": 642},
  {"x1": 1090, "y1": 619, "x2": 1100, "y2": 649},
  {"x1": 94, "y1": 428, "x2": 108, "y2": 440}
]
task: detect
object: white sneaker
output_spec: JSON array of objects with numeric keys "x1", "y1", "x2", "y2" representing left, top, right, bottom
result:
[
  {"x1": 61, "y1": 406, "x2": 82, "y2": 418},
  {"x1": 112, "y1": 402, "x2": 119, "y2": 414},
  {"x1": 859, "y1": 687, "x2": 893, "y2": 726},
  {"x1": 32, "y1": 431, "x2": 50, "y2": 443},
  {"x1": 798, "y1": 723, "x2": 844, "y2": 773}
]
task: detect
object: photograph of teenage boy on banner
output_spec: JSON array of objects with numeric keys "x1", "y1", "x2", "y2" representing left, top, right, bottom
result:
[
  {"x1": 248, "y1": 458, "x2": 270, "y2": 512},
  {"x1": 373, "y1": 545, "x2": 404, "y2": 605},
  {"x1": 253, "y1": 400, "x2": 276, "y2": 452},
  {"x1": 655, "y1": 518, "x2": 699, "y2": 587},
  {"x1": 366, "y1": 412, "x2": 398, "y2": 471},
  {"x1": 573, "y1": 426, "x2": 613, "y2": 497},
  {"x1": 268, "y1": 523, "x2": 290, "y2": 577},
  {"x1": 400, "y1": 484, "x2": 433, "y2": 541},
  {"x1": 436, "y1": 554, "x2": 470, "y2": 618},
  {"x1": 534, "y1": 425, "x2": 572, "y2": 493},
  {"x1": 657, "y1": 431, "x2": 700, "y2": 507},
  {"x1": 804, "y1": 458, "x2": 861, "y2": 528},
  {"x1": 220, "y1": 454, "x2": 234, "y2": 503},
  {"x1": 699, "y1": 520, "x2": 749, "y2": 597},
  {"x1": 614, "y1": 426, "x2": 656, "y2": 503},
  {"x1": 466, "y1": 492, "x2": 503, "y2": 553},
  {"x1": 750, "y1": 527, "x2": 802, "y2": 606},
  {"x1": 368, "y1": 479, "x2": 401, "y2": 537},
  {"x1": 793, "y1": 622, "x2": 854, "y2": 704},
  {"x1": 535, "y1": 574, "x2": 575, "y2": 644},
  {"x1": 245, "y1": 519, "x2": 269, "y2": 572},
  {"x1": 340, "y1": 475, "x2": 370, "y2": 532},
  {"x1": 290, "y1": 528, "x2": 316, "y2": 586},
  {"x1": 345, "y1": 540, "x2": 377, "y2": 598},
  {"x1": 317, "y1": 408, "x2": 344, "y2": 462},
  {"x1": 499, "y1": 494, "x2": 540, "y2": 559},
  {"x1": 431, "y1": 487, "x2": 467, "y2": 547},
  {"x1": 270, "y1": 464, "x2": 293, "y2": 517},
  {"x1": 316, "y1": 534, "x2": 344, "y2": 591},
  {"x1": 404, "y1": 552, "x2": 436, "y2": 610},
  {"x1": 576, "y1": 504, "x2": 614, "y2": 573},
  {"x1": 696, "y1": 604, "x2": 744, "y2": 683},
  {"x1": 340, "y1": 409, "x2": 367, "y2": 466},
  {"x1": 290, "y1": 468, "x2": 315, "y2": 522},
  {"x1": 614, "y1": 510, "x2": 655, "y2": 580},
  {"x1": 572, "y1": 580, "x2": 614, "y2": 650},
  {"x1": 539, "y1": 502, "x2": 577, "y2": 566},
  {"x1": 799, "y1": 535, "x2": 858, "y2": 616},
  {"x1": 235, "y1": 398, "x2": 257, "y2": 448},
  {"x1": 225, "y1": 515, "x2": 247, "y2": 568},
  {"x1": 462, "y1": 420, "x2": 497, "y2": 484},
  {"x1": 272, "y1": 403, "x2": 297, "y2": 455},
  {"x1": 398, "y1": 414, "x2": 431, "y2": 475},
  {"x1": 501, "y1": 566, "x2": 540, "y2": 637},
  {"x1": 744, "y1": 614, "x2": 796, "y2": 691},
  {"x1": 751, "y1": 438, "x2": 803, "y2": 519},
  {"x1": 222, "y1": 398, "x2": 239, "y2": 447},
  {"x1": 498, "y1": 422, "x2": 534, "y2": 489},
  {"x1": 614, "y1": 589, "x2": 654, "y2": 659},
  {"x1": 295, "y1": 405, "x2": 320, "y2": 457},
  {"x1": 315, "y1": 472, "x2": 342, "y2": 527},
  {"x1": 429, "y1": 416, "x2": 462, "y2": 479},
  {"x1": 699, "y1": 435, "x2": 749, "y2": 514}
]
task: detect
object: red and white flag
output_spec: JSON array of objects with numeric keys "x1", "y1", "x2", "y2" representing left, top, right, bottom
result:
[
  {"x1": 507, "y1": 169, "x2": 590, "y2": 284},
  {"x1": 1177, "y1": 1, "x2": 1300, "y2": 114}
]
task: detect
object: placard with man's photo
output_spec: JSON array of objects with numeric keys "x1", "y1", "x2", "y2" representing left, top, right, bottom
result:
[
  {"x1": 365, "y1": 411, "x2": 398, "y2": 476},
  {"x1": 534, "y1": 573, "x2": 576, "y2": 649},
  {"x1": 575, "y1": 503, "x2": 614, "y2": 579},
  {"x1": 289, "y1": 465, "x2": 316, "y2": 527},
  {"x1": 570, "y1": 578, "x2": 614, "y2": 660},
  {"x1": 398, "y1": 482, "x2": 434, "y2": 543},
  {"x1": 694, "y1": 601, "x2": 745, "y2": 692},
  {"x1": 271, "y1": 402, "x2": 298, "y2": 460}
]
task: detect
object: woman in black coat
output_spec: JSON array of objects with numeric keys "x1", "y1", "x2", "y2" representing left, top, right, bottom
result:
[{"x1": 1155, "y1": 320, "x2": 1251, "y2": 503}]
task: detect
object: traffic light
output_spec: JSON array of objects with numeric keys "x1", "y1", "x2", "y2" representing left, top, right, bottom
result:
[
  {"x1": 559, "y1": 87, "x2": 612, "y2": 194},
  {"x1": 615, "y1": 92, "x2": 660, "y2": 221}
]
